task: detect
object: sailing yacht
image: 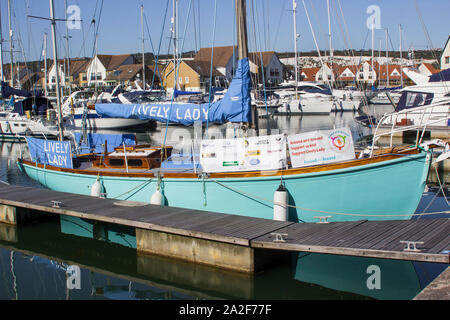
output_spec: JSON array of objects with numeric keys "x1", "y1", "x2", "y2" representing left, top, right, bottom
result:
[
  {"x1": 17, "y1": 0, "x2": 436, "y2": 224},
  {"x1": 356, "y1": 68, "x2": 450, "y2": 130},
  {"x1": 275, "y1": 83, "x2": 335, "y2": 114},
  {"x1": 0, "y1": 82, "x2": 61, "y2": 140}
]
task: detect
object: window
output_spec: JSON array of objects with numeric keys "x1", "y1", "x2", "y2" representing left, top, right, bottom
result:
[
  {"x1": 127, "y1": 159, "x2": 143, "y2": 167},
  {"x1": 185, "y1": 77, "x2": 189, "y2": 84},
  {"x1": 179, "y1": 77, "x2": 183, "y2": 84},
  {"x1": 446, "y1": 57, "x2": 450, "y2": 64},
  {"x1": 109, "y1": 158, "x2": 124, "y2": 166}
]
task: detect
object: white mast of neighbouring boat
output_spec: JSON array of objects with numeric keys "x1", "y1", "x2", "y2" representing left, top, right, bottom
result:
[
  {"x1": 140, "y1": 5, "x2": 146, "y2": 90},
  {"x1": 7, "y1": 0, "x2": 14, "y2": 87},
  {"x1": 172, "y1": 0, "x2": 179, "y2": 91},
  {"x1": 292, "y1": 0, "x2": 298, "y2": 98},
  {"x1": 49, "y1": 0, "x2": 64, "y2": 141},
  {"x1": 64, "y1": 0, "x2": 71, "y2": 96},
  {"x1": 326, "y1": 0, "x2": 333, "y2": 88},
  {"x1": 385, "y1": 28, "x2": 389, "y2": 88},
  {"x1": 0, "y1": 1, "x2": 4, "y2": 83},
  {"x1": 43, "y1": 32, "x2": 48, "y2": 96},
  {"x1": 371, "y1": 17, "x2": 375, "y2": 85},
  {"x1": 399, "y1": 24, "x2": 404, "y2": 88}
]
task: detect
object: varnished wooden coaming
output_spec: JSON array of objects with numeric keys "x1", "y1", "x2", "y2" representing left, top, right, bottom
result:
[{"x1": 18, "y1": 145, "x2": 424, "y2": 180}]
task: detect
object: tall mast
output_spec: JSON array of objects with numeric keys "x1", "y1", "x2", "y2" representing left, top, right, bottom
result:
[
  {"x1": 385, "y1": 29, "x2": 389, "y2": 87},
  {"x1": 64, "y1": 0, "x2": 71, "y2": 95},
  {"x1": 7, "y1": 0, "x2": 13, "y2": 87},
  {"x1": 371, "y1": 18, "x2": 374, "y2": 85},
  {"x1": 49, "y1": 0, "x2": 64, "y2": 141},
  {"x1": 399, "y1": 24, "x2": 403, "y2": 87},
  {"x1": 0, "y1": 0, "x2": 4, "y2": 83},
  {"x1": 172, "y1": 0, "x2": 178, "y2": 90},
  {"x1": 235, "y1": 0, "x2": 248, "y2": 60},
  {"x1": 292, "y1": 0, "x2": 298, "y2": 97},
  {"x1": 326, "y1": 0, "x2": 333, "y2": 87},
  {"x1": 43, "y1": 32, "x2": 48, "y2": 96},
  {"x1": 141, "y1": 5, "x2": 145, "y2": 90}
]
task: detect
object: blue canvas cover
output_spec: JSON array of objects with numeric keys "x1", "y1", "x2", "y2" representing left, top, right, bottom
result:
[
  {"x1": 74, "y1": 133, "x2": 136, "y2": 154},
  {"x1": 95, "y1": 58, "x2": 252, "y2": 126},
  {"x1": 429, "y1": 68, "x2": 450, "y2": 82},
  {"x1": 1, "y1": 81, "x2": 43, "y2": 98},
  {"x1": 26, "y1": 137, "x2": 73, "y2": 169},
  {"x1": 396, "y1": 91, "x2": 434, "y2": 111}
]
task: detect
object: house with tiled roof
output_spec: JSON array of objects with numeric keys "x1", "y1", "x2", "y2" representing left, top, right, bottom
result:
[
  {"x1": 248, "y1": 51, "x2": 284, "y2": 85},
  {"x1": 162, "y1": 59, "x2": 223, "y2": 93},
  {"x1": 418, "y1": 62, "x2": 440, "y2": 76},
  {"x1": 104, "y1": 64, "x2": 157, "y2": 87},
  {"x1": 314, "y1": 63, "x2": 341, "y2": 84},
  {"x1": 376, "y1": 64, "x2": 408, "y2": 86},
  {"x1": 2, "y1": 64, "x2": 33, "y2": 88},
  {"x1": 336, "y1": 65, "x2": 357, "y2": 82},
  {"x1": 85, "y1": 54, "x2": 135, "y2": 87},
  {"x1": 441, "y1": 35, "x2": 450, "y2": 70},
  {"x1": 194, "y1": 46, "x2": 238, "y2": 84},
  {"x1": 47, "y1": 57, "x2": 91, "y2": 91},
  {"x1": 355, "y1": 61, "x2": 378, "y2": 85},
  {"x1": 300, "y1": 67, "x2": 320, "y2": 82}
]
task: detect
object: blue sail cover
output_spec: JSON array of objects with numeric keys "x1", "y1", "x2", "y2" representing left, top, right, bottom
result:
[
  {"x1": 74, "y1": 132, "x2": 136, "y2": 154},
  {"x1": 95, "y1": 58, "x2": 252, "y2": 126},
  {"x1": 429, "y1": 68, "x2": 450, "y2": 82},
  {"x1": 1, "y1": 81, "x2": 43, "y2": 98}
]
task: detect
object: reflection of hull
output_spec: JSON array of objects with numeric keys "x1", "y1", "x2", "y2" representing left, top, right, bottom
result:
[
  {"x1": 294, "y1": 253, "x2": 447, "y2": 300},
  {"x1": 60, "y1": 215, "x2": 136, "y2": 248}
]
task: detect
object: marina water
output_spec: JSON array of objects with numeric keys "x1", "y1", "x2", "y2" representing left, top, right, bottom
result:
[{"x1": 0, "y1": 109, "x2": 448, "y2": 300}]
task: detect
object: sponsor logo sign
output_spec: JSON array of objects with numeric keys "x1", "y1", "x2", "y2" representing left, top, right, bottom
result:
[
  {"x1": 287, "y1": 127, "x2": 355, "y2": 168},
  {"x1": 200, "y1": 134, "x2": 286, "y2": 172}
]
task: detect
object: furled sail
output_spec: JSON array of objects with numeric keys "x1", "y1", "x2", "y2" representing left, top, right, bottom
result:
[
  {"x1": 1, "y1": 81, "x2": 43, "y2": 98},
  {"x1": 95, "y1": 58, "x2": 252, "y2": 126}
]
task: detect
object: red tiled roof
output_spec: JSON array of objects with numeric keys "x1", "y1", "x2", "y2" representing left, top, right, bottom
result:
[
  {"x1": 300, "y1": 67, "x2": 319, "y2": 80},
  {"x1": 194, "y1": 46, "x2": 237, "y2": 68},
  {"x1": 184, "y1": 60, "x2": 222, "y2": 77},
  {"x1": 422, "y1": 63, "x2": 440, "y2": 74}
]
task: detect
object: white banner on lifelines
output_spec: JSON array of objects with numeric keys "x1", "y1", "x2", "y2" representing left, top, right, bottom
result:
[
  {"x1": 200, "y1": 134, "x2": 286, "y2": 172},
  {"x1": 287, "y1": 127, "x2": 355, "y2": 168}
]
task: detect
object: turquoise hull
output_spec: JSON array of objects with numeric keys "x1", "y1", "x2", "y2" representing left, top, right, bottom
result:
[{"x1": 18, "y1": 152, "x2": 430, "y2": 222}]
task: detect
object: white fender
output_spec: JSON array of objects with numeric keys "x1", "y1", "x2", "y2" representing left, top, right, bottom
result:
[
  {"x1": 273, "y1": 184, "x2": 288, "y2": 221},
  {"x1": 150, "y1": 188, "x2": 165, "y2": 205},
  {"x1": 91, "y1": 177, "x2": 102, "y2": 197}
]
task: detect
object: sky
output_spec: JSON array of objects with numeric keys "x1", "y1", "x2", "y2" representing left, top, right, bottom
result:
[{"x1": 1, "y1": 0, "x2": 449, "y2": 64}]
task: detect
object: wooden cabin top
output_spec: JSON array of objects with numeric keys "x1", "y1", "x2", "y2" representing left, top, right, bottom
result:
[{"x1": 92, "y1": 145, "x2": 173, "y2": 170}]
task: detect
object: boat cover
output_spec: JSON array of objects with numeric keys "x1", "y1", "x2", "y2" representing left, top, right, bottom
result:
[
  {"x1": 74, "y1": 132, "x2": 136, "y2": 154},
  {"x1": 95, "y1": 58, "x2": 252, "y2": 125},
  {"x1": 429, "y1": 68, "x2": 450, "y2": 82},
  {"x1": 1, "y1": 81, "x2": 43, "y2": 98}
]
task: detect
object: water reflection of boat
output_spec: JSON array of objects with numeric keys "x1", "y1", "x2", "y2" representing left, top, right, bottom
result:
[{"x1": 294, "y1": 252, "x2": 448, "y2": 300}]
